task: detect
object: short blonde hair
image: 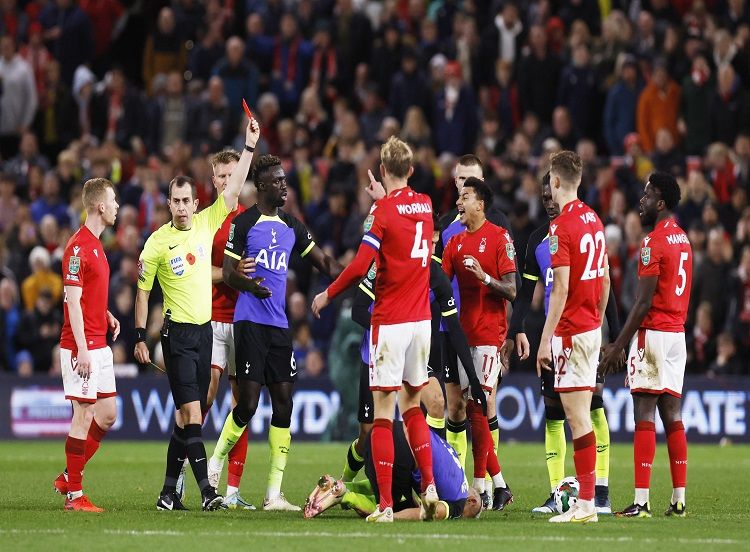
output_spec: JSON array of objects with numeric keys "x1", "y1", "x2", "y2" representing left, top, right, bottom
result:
[
  {"x1": 82, "y1": 178, "x2": 114, "y2": 212},
  {"x1": 210, "y1": 150, "x2": 240, "y2": 167},
  {"x1": 549, "y1": 150, "x2": 583, "y2": 188},
  {"x1": 380, "y1": 136, "x2": 413, "y2": 178}
]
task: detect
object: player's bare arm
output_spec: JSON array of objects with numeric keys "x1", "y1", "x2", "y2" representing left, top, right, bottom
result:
[
  {"x1": 461, "y1": 255, "x2": 516, "y2": 301},
  {"x1": 65, "y1": 286, "x2": 92, "y2": 377},
  {"x1": 106, "y1": 310, "x2": 120, "y2": 341},
  {"x1": 599, "y1": 275, "x2": 658, "y2": 375},
  {"x1": 598, "y1": 263, "x2": 611, "y2": 328},
  {"x1": 222, "y1": 254, "x2": 271, "y2": 298},
  {"x1": 306, "y1": 245, "x2": 344, "y2": 280},
  {"x1": 134, "y1": 287, "x2": 151, "y2": 365},
  {"x1": 222, "y1": 117, "x2": 260, "y2": 211},
  {"x1": 312, "y1": 242, "x2": 376, "y2": 318},
  {"x1": 537, "y1": 265, "x2": 570, "y2": 376},
  {"x1": 211, "y1": 265, "x2": 224, "y2": 284}
]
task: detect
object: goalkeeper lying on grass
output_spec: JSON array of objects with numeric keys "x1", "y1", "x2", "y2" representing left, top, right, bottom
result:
[{"x1": 304, "y1": 422, "x2": 482, "y2": 521}]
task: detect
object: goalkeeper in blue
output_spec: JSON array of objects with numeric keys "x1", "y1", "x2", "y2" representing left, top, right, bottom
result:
[
  {"x1": 304, "y1": 421, "x2": 482, "y2": 521},
  {"x1": 503, "y1": 173, "x2": 620, "y2": 514}
]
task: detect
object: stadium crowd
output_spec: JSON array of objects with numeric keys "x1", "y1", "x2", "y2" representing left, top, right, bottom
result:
[{"x1": 0, "y1": 0, "x2": 749, "y2": 377}]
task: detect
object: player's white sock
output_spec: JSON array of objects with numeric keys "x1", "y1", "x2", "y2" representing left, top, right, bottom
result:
[
  {"x1": 596, "y1": 477, "x2": 608, "y2": 487},
  {"x1": 227, "y1": 485, "x2": 239, "y2": 497},
  {"x1": 473, "y1": 478, "x2": 486, "y2": 493},
  {"x1": 671, "y1": 487, "x2": 685, "y2": 504},
  {"x1": 208, "y1": 456, "x2": 223, "y2": 473},
  {"x1": 635, "y1": 488, "x2": 649, "y2": 505},
  {"x1": 491, "y1": 472, "x2": 507, "y2": 489},
  {"x1": 68, "y1": 490, "x2": 83, "y2": 501}
]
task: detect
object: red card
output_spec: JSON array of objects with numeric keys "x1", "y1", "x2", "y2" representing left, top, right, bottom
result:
[{"x1": 242, "y1": 99, "x2": 254, "y2": 120}]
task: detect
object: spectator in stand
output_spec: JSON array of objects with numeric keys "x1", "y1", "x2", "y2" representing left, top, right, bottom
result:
[
  {"x1": 0, "y1": 174, "x2": 19, "y2": 233},
  {"x1": 432, "y1": 60, "x2": 478, "y2": 156},
  {"x1": 705, "y1": 142, "x2": 737, "y2": 205},
  {"x1": 557, "y1": 43, "x2": 599, "y2": 140},
  {"x1": 371, "y1": 23, "x2": 403, "y2": 103},
  {"x1": 4, "y1": 131, "x2": 50, "y2": 187},
  {"x1": 72, "y1": 64, "x2": 96, "y2": 138},
  {"x1": 269, "y1": 12, "x2": 312, "y2": 117},
  {"x1": 549, "y1": 106, "x2": 579, "y2": 151},
  {"x1": 38, "y1": 0, "x2": 94, "y2": 86},
  {"x1": 308, "y1": 21, "x2": 341, "y2": 112},
  {"x1": 708, "y1": 332, "x2": 745, "y2": 376},
  {"x1": 709, "y1": 64, "x2": 750, "y2": 145},
  {"x1": 189, "y1": 18, "x2": 225, "y2": 82},
  {"x1": 15, "y1": 288, "x2": 61, "y2": 374},
  {"x1": 0, "y1": 278, "x2": 21, "y2": 371},
  {"x1": 332, "y1": 0, "x2": 372, "y2": 91},
  {"x1": 30, "y1": 169, "x2": 69, "y2": 225},
  {"x1": 713, "y1": 28, "x2": 750, "y2": 87},
  {"x1": 19, "y1": 22, "x2": 52, "y2": 98},
  {"x1": 727, "y1": 245, "x2": 750, "y2": 355},
  {"x1": 517, "y1": 24, "x2": 561, "y2": 125},
  {"x1": 481, "y1": 59, "x2": 520, "y2": 137},
  {"x1": 21, "y1": 245, "x2": 62, "y2": 311},
  {"x1": 90, "y1": 67, "x2": 145, "y2": 151},
  {"x1": 142, "y1": 6, "x2": 187, "y2": 95},
  {"x1": 388, "y1": 47, "x2": 431, "y2": 124},
  {"x1": 79, "y1": 0, "x2": 125, "y2": 75},
  {"x1": 358, "y1": 84, "x2": 386, "y2": 149},
  {"x1": 687, "y1": 301, "x2": 716, "y2": 373},
  {"x1": 212, "y1": 36, "x2": 259, "y2": 131},
  {"x1": 147, "y1": 71, "x2": 189, "y2": 154},
  {"x1": 636, "y1": 58, "x2": 681, "y2": 153},
  {"x1": 32, "y1": 59, "x2": 78, "y2": 160},
  {"x1": 679, "y1": 53, "x2": 713, "y2": 156},
  {"x1": 604, "y1": 54, "x2": 642, "y2": 156},
  {"x1": 0, "y1": 35, "x2": 38, "y2": 159},
  {"x1": 479, "y1": 0, "x2": 524, "y2": 85},
  {"x1": 190, "y1": 75, "x2": 232, "y2": 156},
  {"x1": 691, "y1": 228, "x2": 733, "y2": 332},
  {"x1": 651, "y1": 128, "x2": 685, "y2": 176},
  {"x1": 0, "y1": 0, "x2": 28, "y2": 43}
]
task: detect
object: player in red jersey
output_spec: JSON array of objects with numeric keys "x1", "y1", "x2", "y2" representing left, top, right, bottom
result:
[
  {"x1": 442, "y1": 177, "x2": 516, "y2": 511},
  {"x1": 600, "y1": 172, "x2": 692, "y2": 518},
  {"x1": 312, "y1": 136, "x2": 439, "y2": 523},
  {"x1": 536, "y1": 151, "x2": 610, "y2": 524},
  {"x1": 54, "y1": 178, "x2": 120, "y2": 512}
]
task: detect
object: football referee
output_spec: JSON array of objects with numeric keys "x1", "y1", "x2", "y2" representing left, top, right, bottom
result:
[{"x1": 134, "y1": 118, "x2": 260, "y2": 511}]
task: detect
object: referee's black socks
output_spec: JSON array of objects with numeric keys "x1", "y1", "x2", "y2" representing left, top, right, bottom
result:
[
  {"x1": 184, "y1": 424, "x2": 212, "y2": 494},
  {"x1": 162, "y1": 424, "x2": 186, "y2": 494}
]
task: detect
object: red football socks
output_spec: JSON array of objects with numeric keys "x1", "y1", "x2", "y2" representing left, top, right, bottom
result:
[
  {"x1": 65, "y1": 436, "x2": 86, "y2": 493},
  {"x1": 84, "y1": 419, "x2": 107, "y2": 464},
  {"x1": 666, "y1": 421, "x2": 687, "y2": 488},
  {"x1": 634, "y1": 421, "x2": 656, "y2": 490},
  {"x1": 371, "y1": 418, "x2": 394, "y2": 510},
  {"x1": 227, "y1": 426, "x2": 249, "y2": 488},
  {"x1": 468, "y1": 401, "x2": 490, "y2": 478},
  {"x1": 402, "y1": 407, "x2": 434, "y2": 491},
  {"x1": 573, "y1": 431, "x2": 596, "y2": 501}
]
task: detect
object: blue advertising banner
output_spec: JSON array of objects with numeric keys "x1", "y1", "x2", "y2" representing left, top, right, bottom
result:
[{"x1": 0, "y1": 373, "x2": 747, "y2": 443}]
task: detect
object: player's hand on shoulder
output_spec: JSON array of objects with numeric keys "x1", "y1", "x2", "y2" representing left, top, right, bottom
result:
[
  {"x1": 515, "y1": 333, "x2": 530, "y2": 360},
  {"x1": 75, "y1": 348, "x2": 92, "y2": 378},
  {"x1": 536, "y1": 340, "x2": 552, "y2": 377},
  {"x1": 134, "y1": 341, "x2": 151, "y2": 365},
  {"x1": 365, "y1": 169, "x2": 386, "y2": 201},
  {"x1": 462, "y1": 255, "x2": 485, "y2": 281},
  {"x1": 598, "y1": 344, "x2": 625, "y2": 375},
  {"x1": 311, "y1": 290, "x2": 330, "y2": 318}
]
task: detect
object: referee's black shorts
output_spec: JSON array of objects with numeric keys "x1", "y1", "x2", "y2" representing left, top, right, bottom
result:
[{"x1": 161, "y1": 321, "x2": 212, "y2": 409}]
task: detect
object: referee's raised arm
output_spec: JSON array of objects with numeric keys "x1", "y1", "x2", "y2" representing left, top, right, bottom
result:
[{"x1": 222, "y1": 117, "x2": 260, "y2": 212}]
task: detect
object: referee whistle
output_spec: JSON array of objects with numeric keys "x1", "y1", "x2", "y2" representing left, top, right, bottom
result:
[{"x1": 242, "y1": 99, "x2": 254, "y2": 121}]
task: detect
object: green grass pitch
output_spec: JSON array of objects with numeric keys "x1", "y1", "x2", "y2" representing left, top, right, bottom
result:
[{"x1": 0, "y1": 440, "x2": 747, "y2": 551}]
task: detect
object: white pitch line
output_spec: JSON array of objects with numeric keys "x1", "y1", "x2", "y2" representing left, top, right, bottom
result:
[{"x1": 0, "y1": 528, "x2": 742, "y2": 546}]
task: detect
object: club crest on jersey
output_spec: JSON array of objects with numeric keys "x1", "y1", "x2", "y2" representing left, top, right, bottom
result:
[
  {"x1": 68, "y1": 256, "x2": 80, "y2": 275},
  {"x1": 506, "y1": 243, "x2": 516, "y2": 260},
  {"x1": 170, "y1": 256, "x2": 185, "y2": 276},
  {"x1": 363, "y1": 214, "x2": 374, "y2": 232},
  {"x1": 479, "y1": 237, "x2": 487, "y2": 253},
  {"x1": 563, "y1": 346, "x2": 572, "y2": 359},
  {"x1": 638, "y1": 347, "x2": 645, "y2": 361},
  {"x1": 549, "y1": 235, "x2": 559, "y2": 254},
  {"x1": 641, "y1": 247, "x2": 651, "y2": 265},
  {"x1": 229, "y1": 223, "x2": 235, "y2": 241}
]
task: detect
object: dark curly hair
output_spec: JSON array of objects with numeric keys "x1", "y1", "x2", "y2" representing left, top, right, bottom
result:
[
  {"x1": 648, "y1": 171, "x2": 681, "y2": 209},
  {"x1": 250, "y1": 154, "x2": 282, "y2": 185}
]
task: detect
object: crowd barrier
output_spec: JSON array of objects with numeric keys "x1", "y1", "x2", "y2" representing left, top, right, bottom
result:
[{"x1": 0, "y1": 373, "x2": 747, "y2": 443}]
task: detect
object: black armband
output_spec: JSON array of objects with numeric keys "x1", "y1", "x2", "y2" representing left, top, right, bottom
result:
[
  {"x1": 135, "y1": 327, "x2": 147, "y2": 343},
  {"x1": 244, "y1": 144, "x2": 255, "y2": 152}
]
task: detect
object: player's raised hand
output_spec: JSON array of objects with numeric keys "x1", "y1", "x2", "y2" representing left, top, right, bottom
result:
[
  {"x1": 239, "y1": 256, "x2": 257, "y2": 275},
  {"x1": 462, "y1": 255, "x2": 486, "y2": 282},
  {"x1": 365, "y1": 169, "x2": 386, "y2": 201},
  {"x1": 311, "y1": 290, "x2": 330, "y2": 318},
  {"x1": 106, "y1": 310, "x2": 120, "y2": 341},
  {"x1": 75, "y1": 348, "x2": 92, "y2": 378},
  {"x1": 599, "y1": 343, "x2": 626, "y2": 375},
  {"x1": 536, "y1": 339, "x2": 553, "y2": 377},
  {"x1": 134, "y1": 341, "x2": 151, "y2": 366},
  {"x1": 244, "y1": 103, "x2": 260, "y2": 147},
  {"x1": 470, "y1": 383, "x2": 488, "y2": 416},
  {"x1": 515, "y1": 332, "x2": 530, "y2": 360}
]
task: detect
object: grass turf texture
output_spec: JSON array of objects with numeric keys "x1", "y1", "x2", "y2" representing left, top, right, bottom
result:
[{"x1": 0, "y1": 441, "x2": 747, "y2": 551}]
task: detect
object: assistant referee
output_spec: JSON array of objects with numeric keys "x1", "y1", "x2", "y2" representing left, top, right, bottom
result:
[{"x1": 134, "y1": 118, "x2": 260, "y2": 511}]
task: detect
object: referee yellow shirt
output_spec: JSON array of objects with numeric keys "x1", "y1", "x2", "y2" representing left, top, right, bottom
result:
[{"x1": 137, "y1": 194, "x2": 230, "y2": 324}]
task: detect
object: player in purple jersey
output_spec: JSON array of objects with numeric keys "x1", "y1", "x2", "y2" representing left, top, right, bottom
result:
[
  {"x1": 305, "y1": 422, "x2": 482, "y2": 520},
  {"x1": 207, "y1": 155, "x2": 343, "y2": 511}
]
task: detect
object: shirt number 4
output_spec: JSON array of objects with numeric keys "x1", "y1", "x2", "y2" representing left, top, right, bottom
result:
[{"x1": 411, "y1": 221, "x2": 429, "y2": 267}]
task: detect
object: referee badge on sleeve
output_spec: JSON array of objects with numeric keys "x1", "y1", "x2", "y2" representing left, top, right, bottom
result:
[
  {"x1": 68, "y1": 256, "x2": 80, "y2": 274},
  {"x1": 549, "y1": 236, "x2": 558, "y2": 254}
]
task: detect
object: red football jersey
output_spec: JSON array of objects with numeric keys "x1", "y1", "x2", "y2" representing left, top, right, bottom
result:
[
  {"x1": 442, "y1": 220, "x2": 516, "y2": 347},
  {"x1": 60, "y1": 226, "x2": 110, "y2": 351},
  {"x1": 638, "y1": 217, "x2": 693, "y2": 332},
  {"x1": 549, "y1": 200, "x2": 607, "y2": 337},
  {"x1": 363, "y1": 187, "x2": 434, "y2": 325},
  {"x1": 212, "y1": 205, "x2": 245, "y2": 323}
]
